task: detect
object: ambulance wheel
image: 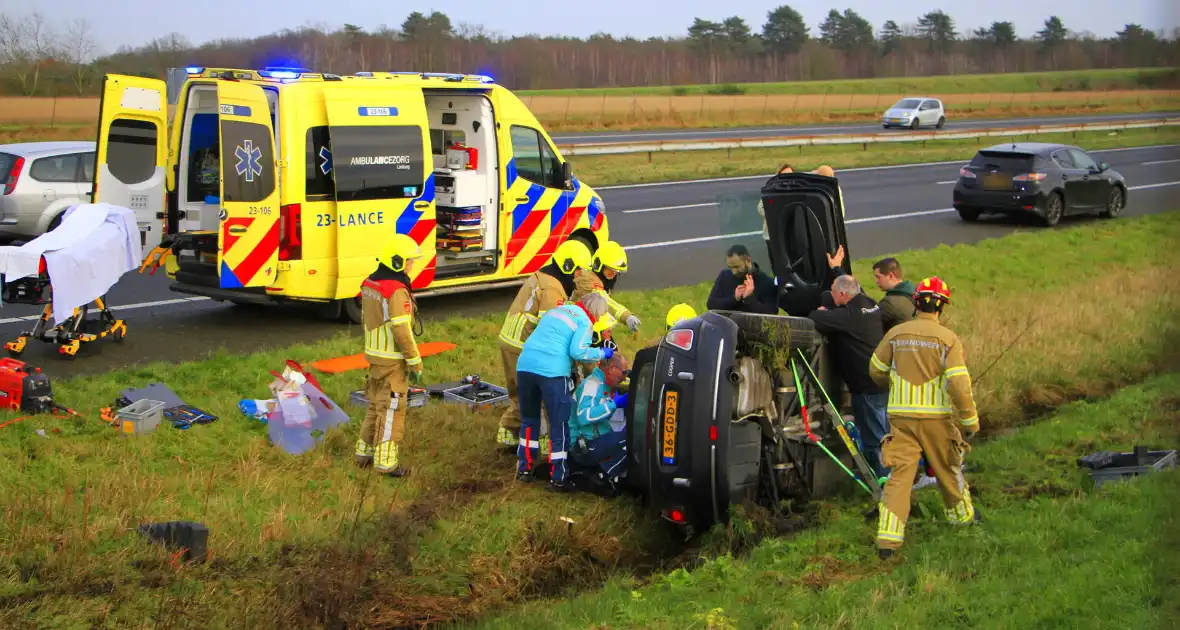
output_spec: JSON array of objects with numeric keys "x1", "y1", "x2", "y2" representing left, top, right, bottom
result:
[
  {"x1": 569, "y1": 230, "x2": 597, "y2": 254},
  {"x1": 343, "y1": 297, "x2": 363, "y2": 325}
]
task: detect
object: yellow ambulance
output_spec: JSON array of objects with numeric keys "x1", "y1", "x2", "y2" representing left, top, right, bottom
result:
[{"x1": 91, "y1": 66, "x2": 610, "y2": 322}]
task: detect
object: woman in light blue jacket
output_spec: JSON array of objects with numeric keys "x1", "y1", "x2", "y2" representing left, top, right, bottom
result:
[{"x1": 515, "y1": 292, "x2": 613, "y2": 491}]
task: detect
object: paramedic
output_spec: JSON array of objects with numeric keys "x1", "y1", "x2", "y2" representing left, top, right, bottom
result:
[
  {"x1": 572, "y1": 240, "x2": 641, "y2": 335},
  {"x1": 516, "y1": 292, "x2": 613, "y2": 492},
  {"x1": 706, "y1": 244, "x2": 778, "y2": 314},
  {"x1": 807, "y1": 274, "x2": 889, "y2": 479},
  {"x1": 495, "y1": 240, "x2": 594, "y2": 450},
  {"x1": 872, "y1": 257, "x2": 917, "y2": 331},
  {"x1": 569, "y1": 352, "x2": 632, "y2": 496},
  {"x1": 354, "y1": 235, "x2": 425, "y2": 478},
  {"x1": 868, "y1": 276, "x2": 981, "y2": 559}
]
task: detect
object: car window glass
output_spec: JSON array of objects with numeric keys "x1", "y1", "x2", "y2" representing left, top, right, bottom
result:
[
  {"x1": 894, "y1": 99, "x2": 921, "y2": 109},
  {"x1": 107, "y1": 119, "x2": 159, "y2": 186},
  {"x1": 919, "y1": 101, "x2": 931, "y2": 110},
  {"x1": 30, "y1": 154, "x2": 80, "y2": 183},
  {"x1": 305, "y1": 126, "x2": 334, "y2": 198},
  {"x1": 511, "y1": 125, "x2": 546, "y2": 185},
  {"x1": 1052, "y1": 150, "x2": 1076, "y2": 169},
  {"x1": 1069, "y1": 149, "x2": 1098, "y2": 171},
  {"x1": 0, "y1": 153, "x2": 14, "y2": 178},
  {"x1": 971, "y1": 152, "x2": 1034, "y2": 172},
  {"x1": 328, "y1": 125, "x2": 424, "y2": 202},
  {"x1": 78, "y1": 152, "x2": 95, "y2": 182}
]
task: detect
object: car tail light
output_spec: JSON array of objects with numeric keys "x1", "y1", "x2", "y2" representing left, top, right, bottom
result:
[
  {"x1": 3, "y1": 157, "x2": 24, "y2": 195},
  {"x1": 665, "y1": 329, "x2": 693, "y2": 351},
  {"x1": 278, "y1": 203, "x2": 303, "y2": 260},
  {"x1": 958, "y1": 167, "x2": 976, "y2": 179},
  {"x1": 1013, "y1": 173, "x2": 1047, "y2": 182},
  {"x1": 662, "y1": 508, "x2": 687, "y2": 524},
  {"x1": 708, "y1": 425, "x2": 717, "y2": 441}
]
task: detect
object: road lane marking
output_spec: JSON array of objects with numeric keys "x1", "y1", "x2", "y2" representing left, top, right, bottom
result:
[
  {"x1": 595, "y1": 144, "x2": 1180, "y2": 190},
  {"x1": 936, "y1": 180, "x2": 958, "y2": 184},
  {"x1": 623, "y1": 202, "x2": 717, "y2": 214},
  {"x1": 2, "y1": 181, "x2": 1175, "y2": 326},
  {"x1": 1142, "y1": 159, "x2": 1180, "y2": 165}
]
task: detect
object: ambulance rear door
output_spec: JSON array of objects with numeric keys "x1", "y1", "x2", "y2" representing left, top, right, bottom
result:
[
  {"x1": 323, "y1": 86, "x2": 434, "y2": 298},
  {"x1": 215, "y1": 80, "x2": 280, "y2": 289},
  {"x1": 91, "y1": 74, "x2": 169, "y2": 253}
]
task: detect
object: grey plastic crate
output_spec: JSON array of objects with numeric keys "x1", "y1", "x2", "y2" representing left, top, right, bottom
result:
[
  {"x1": 1083, "y1": 448, "x2": 1177, "y2": 488},
  {"x1": 349, "y1": 389, "x2": 428, "y2": 409},
  {"x1": 441, "y1": 381, "x2": 509, "y2": 410},
  {"x1": 116, "y1": 399, "x2": 167, "y2": 435}
]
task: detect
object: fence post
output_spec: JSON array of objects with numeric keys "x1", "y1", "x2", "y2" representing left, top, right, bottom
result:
[{"x1": 51, "y1": 96, "x2": 58, "y2": 128}]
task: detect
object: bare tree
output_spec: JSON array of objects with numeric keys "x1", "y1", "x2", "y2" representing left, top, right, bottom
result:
[
  {"x1": 0, "y1": 12, "x2": 59, "y2": 95},
  {"x1": 61, "y1": 17, "x2": 98, "y2": 95}
]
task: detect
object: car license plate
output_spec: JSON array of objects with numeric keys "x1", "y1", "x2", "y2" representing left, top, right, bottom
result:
[
  {"x1": 983, "y1": 173, "x2": 1011, "y2": 190},
  {"x1": 661, "y1": 390, "x2": 679, "y2": 465}
]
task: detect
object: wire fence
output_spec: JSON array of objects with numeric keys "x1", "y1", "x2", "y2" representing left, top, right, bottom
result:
[{"x1": 2, "y1": 89, "x2": 1178, "y2": 129}]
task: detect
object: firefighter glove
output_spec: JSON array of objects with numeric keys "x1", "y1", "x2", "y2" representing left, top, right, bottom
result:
[
  {"x1": 625, "y1": 314, "x2": 641, "y2": 332},
  {"x1": 601, "y1": 347, "x2": 614, "y2": 360},
  {"x1": 612, "y1": 392, "x2": 629, "y2": 409},
  {"x1": 408, "y1": 368, "x2": 423, "y2": 385}
]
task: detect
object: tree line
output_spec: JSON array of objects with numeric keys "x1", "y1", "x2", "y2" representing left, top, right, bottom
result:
[{"x1": 1, "y1": 8, "x2": 1177, "y2": 97}]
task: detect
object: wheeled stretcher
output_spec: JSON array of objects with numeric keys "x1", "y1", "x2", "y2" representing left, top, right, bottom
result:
[{"x1": 0, "y1": 204, "x2": 141, "y2": 359}]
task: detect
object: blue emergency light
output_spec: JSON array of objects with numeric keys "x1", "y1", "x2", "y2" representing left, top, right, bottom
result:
[{"x1": 185, "y1": 66, "x2": 205, "y2": 75}]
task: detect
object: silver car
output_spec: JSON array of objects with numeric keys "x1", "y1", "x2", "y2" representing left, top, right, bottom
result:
[
  {"x1": 881, "y1": 97, "x2": 946, "y2": 130},
  {"x1": 0, "y1": 141, "x2": 97, "y2": 240}
]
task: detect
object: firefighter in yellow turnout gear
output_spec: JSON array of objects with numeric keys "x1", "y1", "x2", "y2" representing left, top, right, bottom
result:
[
  {"x1": 571, "y1": 241, "x2": 641, "y2": 336},
  {"x1": 495, "y1": 240, "x2": 594, "y2": 450},
  {"x1": 868, "y1": 276, "x2": 980, "y2": 558},
  {"x1": 355, "y1": 235, "x2": 425, "y2": 478}
]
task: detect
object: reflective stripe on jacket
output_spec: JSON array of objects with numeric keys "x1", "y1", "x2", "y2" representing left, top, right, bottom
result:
[
  {"x1": 516, "y1": 303, "x2": 607, "y2": 378},
  {"x1": 868, "y1": 312, "x2": 978, "y2": 428},
  {"x1": 498, "y1": 271, "x2": 568, "y2": 349},
  {"x1": 362, "y1": 278, "x2": 421, "y2": 366}
]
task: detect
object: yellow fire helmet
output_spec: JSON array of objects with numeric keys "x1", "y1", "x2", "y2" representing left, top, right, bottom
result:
[
  {"x1": 553, "y1": 239, "x2": 592, "y2": 275},
  {"x1": 592, "y1": 312, "x2": 616, "y2": 345},
  {"x1": 666, "y1": 303, "x2": 697, "y2": 329},
  {"x1": 592, "y1": 240, "x2": 629, "y2": 274},
  {"x1": 376, "y1": 234, "x2": 423, "y2": 272}
]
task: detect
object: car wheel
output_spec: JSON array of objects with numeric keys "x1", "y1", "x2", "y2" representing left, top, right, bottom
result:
[
  {"x1": 1100, "y1": 186, "x2": 1124, "y2": 219},
  {"x1": 343, "y1": 296, "x2": 363, "y2": 324},
  {"x1": 936, "y1": 117, "x2": 946, "y2": 129},
  {"x1": 882, "y1": 124, "x2": 890, "y2": 130},
  {"x1": 1041, "y1": 193, "x2": 1064, "y2": 227},
  {"x1": 909, "y1": 118, "x2": 920, "y2": 130},
  {"x1": 957, "y1": 208, "x2": 980, "y2": 222}
]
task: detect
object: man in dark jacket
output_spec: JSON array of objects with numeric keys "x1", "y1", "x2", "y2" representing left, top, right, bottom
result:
[
  {"x1": 807, "y1": 274, "x2": 890, "y2": 479},
  {"x1": 707, "y1": 244, "x2": 778, "y2": 314},
  {"x1": 872, "y1": 257, "x2": 917, "y2": 331}
]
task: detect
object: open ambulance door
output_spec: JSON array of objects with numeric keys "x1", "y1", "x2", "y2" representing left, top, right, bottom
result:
[
  {"x1": 91, "y1": 75, "x2": 169, "y2": 255},
  {"x1": 323, "y1": 86, "x2": 434, "y2": 298},
  {"x1": 215, "y1": 81, "x2": 280, "y2": 289}
]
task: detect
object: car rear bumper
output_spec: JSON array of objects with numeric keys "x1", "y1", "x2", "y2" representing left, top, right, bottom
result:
[{"x1": 953, "y1": 187, "x2": 1049, "y2": 215}]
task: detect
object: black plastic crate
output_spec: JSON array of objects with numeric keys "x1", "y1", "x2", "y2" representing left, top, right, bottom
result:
[{"x1": 1078, "y1": 447, "x2": 1176, "y2": 488}]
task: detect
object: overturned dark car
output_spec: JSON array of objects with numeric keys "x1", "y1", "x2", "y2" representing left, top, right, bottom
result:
[{"x1": 620, "y1": 172, "x2": 881, "y2": 535}]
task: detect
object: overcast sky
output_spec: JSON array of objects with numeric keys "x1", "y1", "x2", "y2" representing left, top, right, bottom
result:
[{"x1": 4, "y1": 0, "x2": 1177, "y2": 56}]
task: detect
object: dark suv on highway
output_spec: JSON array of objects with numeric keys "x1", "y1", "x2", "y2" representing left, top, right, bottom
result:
[{"x1": 952, "y1": 142, "x2": 1127, "y2": 227}]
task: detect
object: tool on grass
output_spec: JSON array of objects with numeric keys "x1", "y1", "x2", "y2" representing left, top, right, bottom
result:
[
  {"x1": 310, "y1": 341, "x2": 457, "y2": 374},
  {"x1": 795, "y1": 349, "x2": 883, "y2": 500},
  {"x1": 0, "y1": 357, "x2": 76, "y2": 416},
  {"x1": 972, "y1": 312, "x2": 1037, "y2": 388},
  {"x1": 788, "y1": 356, "x2": 874, "y2": 497}
]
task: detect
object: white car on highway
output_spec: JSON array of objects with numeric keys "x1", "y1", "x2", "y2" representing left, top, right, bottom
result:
[
  {"x1": 0, "y1": 141, "x2": 97, "y2": 241},
  {"x1": 882, "y1": 97, "x2": 946, "y2": 130}
]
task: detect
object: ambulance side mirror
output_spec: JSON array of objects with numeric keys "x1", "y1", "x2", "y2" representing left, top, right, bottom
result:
[{"x1": 561, "y1": 161, "x2": 573, "y2": 190}]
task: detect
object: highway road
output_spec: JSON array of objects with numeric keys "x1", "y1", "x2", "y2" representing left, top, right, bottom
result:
[
  {"x1": 3, "y1": 143, "x2": 1177, "y2": 378},
  {"x1": 551, "y1": 112, "x2": 1180, "y2": 145}
]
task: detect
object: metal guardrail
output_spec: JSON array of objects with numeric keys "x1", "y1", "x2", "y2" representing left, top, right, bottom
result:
[{"x1": 554, "y1": 118, "x2": 1180, "y2": 156}]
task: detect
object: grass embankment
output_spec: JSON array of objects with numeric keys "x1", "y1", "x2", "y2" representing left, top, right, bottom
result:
[
  {"x1": 472, "y1": 372, "x2": 1180, "y2": 629},
  {"x1": 518, "y1": 67, "x2": 1180, "y2": 97},
  {"x1": 570, "y1": 126, "x2": 1180, "y2": 186},
  {"x1": 1, "y1": 212, "x2": 1178, "y2": 628}
]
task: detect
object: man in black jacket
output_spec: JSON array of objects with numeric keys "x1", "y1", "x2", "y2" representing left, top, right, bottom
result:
[
  {"x1": 807, "y1": 273, "x2": 890, "y2": 480},
  {"x1": 706, "y1": 244, "x2": 778, "y2": 314}
]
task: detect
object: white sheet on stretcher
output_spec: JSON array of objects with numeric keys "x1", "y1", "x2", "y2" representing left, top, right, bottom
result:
[{"x1": 0, "y1": 203, "x2": 143, "y2": 326}]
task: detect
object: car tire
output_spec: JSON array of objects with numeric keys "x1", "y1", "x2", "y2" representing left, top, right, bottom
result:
[
  {"x1": 343, "y1": 296, "x2": 363, "y2": 325},
  {"x1": 936, "y1": 117, "x2": 946, "y2": 129},
  {"x1": 1041, "y1": 192, "x2": 1065, "y2": 227},
  {"x1": 957, "y1": 208, "x2": 980, "y2": 222},
  {"x1": 1099, "y1": 186, "x2": 1124, "y2": 219},
  {"x1": 882, "y1": 124, "x2": 890, "y2": 130},
  {"x1": 909, "y1": 118, "x2": 920, "y2": 130}
]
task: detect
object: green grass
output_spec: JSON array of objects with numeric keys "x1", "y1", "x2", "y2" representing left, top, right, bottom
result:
[
  {"x1": 469, "y1": 372, "x2": 1180, "y2": 629},
  {"x1": 0, "y1": 212, "x2": 1177, "y2": 628},
  {"x1": 518, "y1": 68, "x2": 1180, "y2": 97},
  {"x1": 571, "y1": 125, "x2": 1180, "y2": 186}
]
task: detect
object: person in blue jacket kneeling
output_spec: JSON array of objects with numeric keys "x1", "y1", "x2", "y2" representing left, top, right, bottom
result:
[
  {"x1": 569, "y1": 351, "x2": 632, "y2": 497},
  {"x1": 516, "y1": 292, "x2": 613, "y2": 491}
]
